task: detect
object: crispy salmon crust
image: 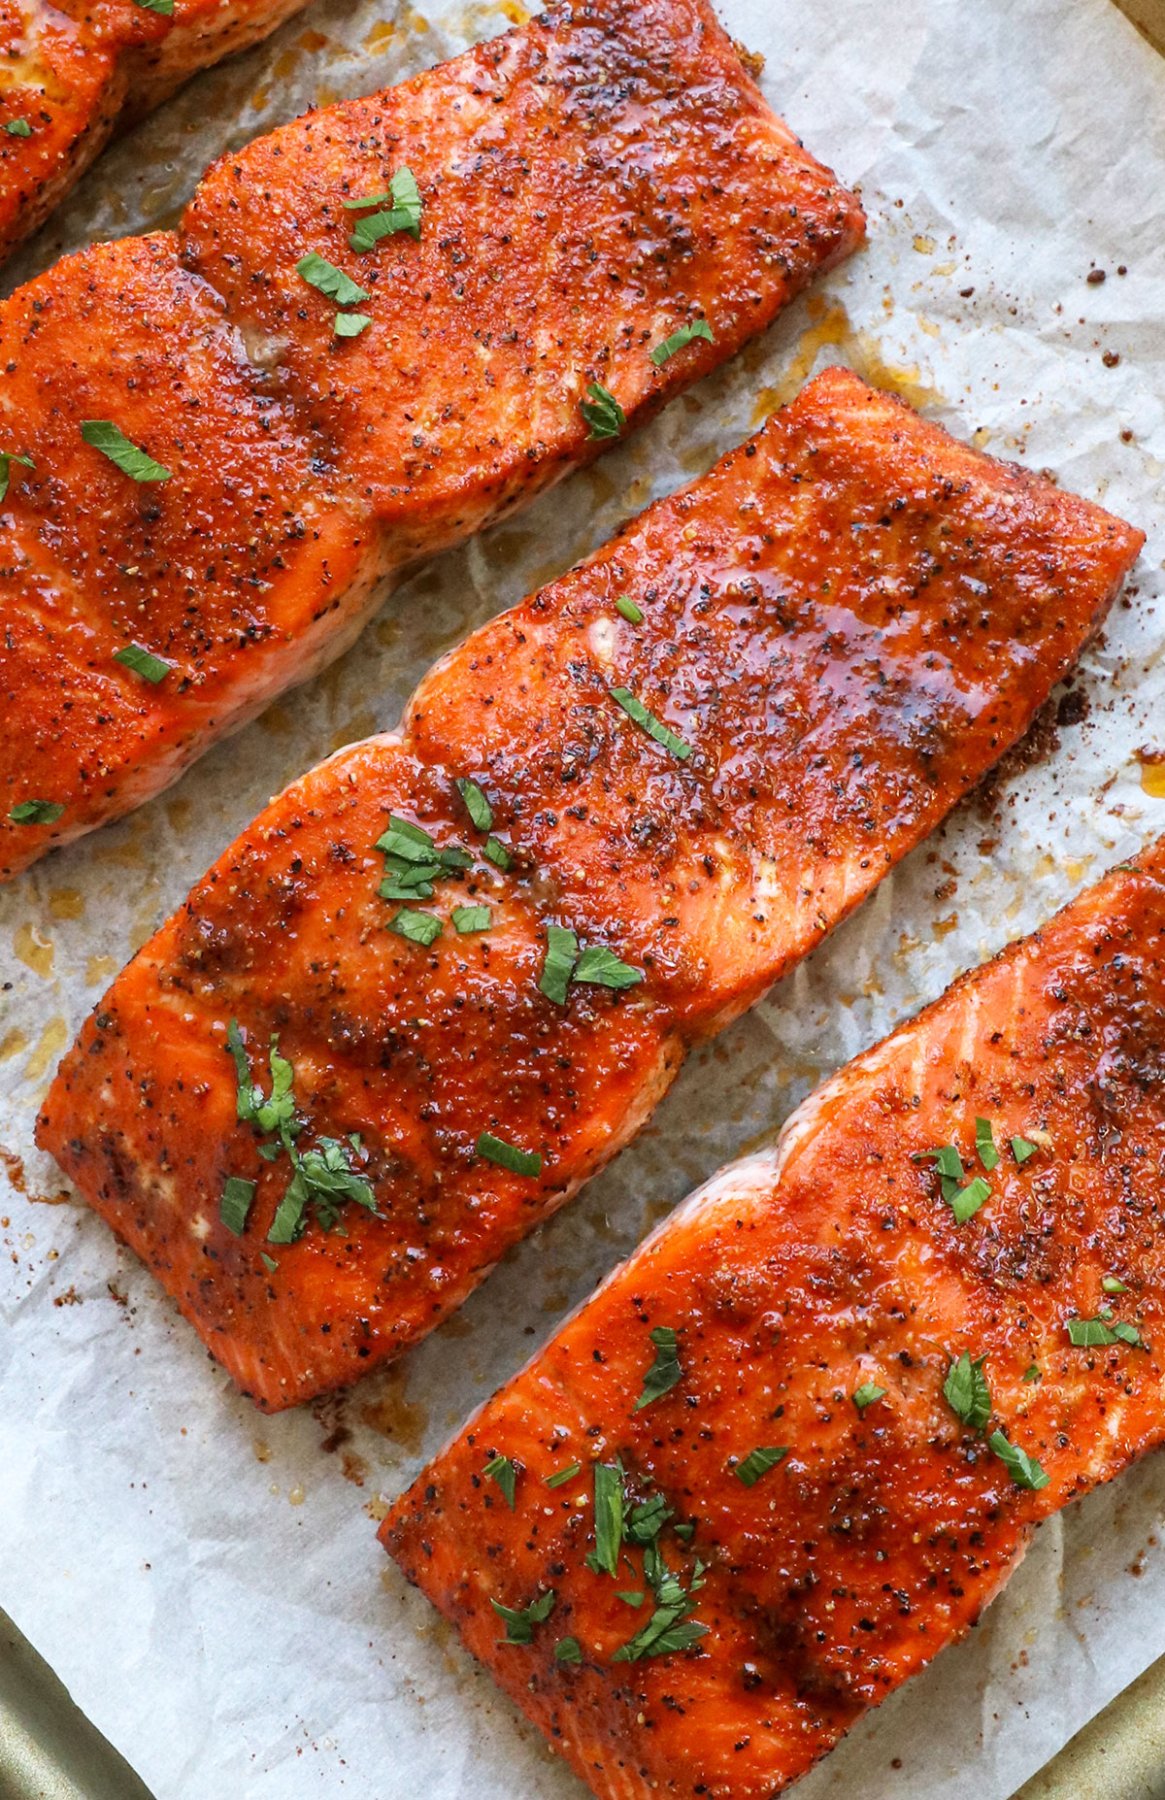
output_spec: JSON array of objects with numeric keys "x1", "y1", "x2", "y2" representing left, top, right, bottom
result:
[
  {"x1": 383, "y1": 841, "x2": 1165, "y2": 1800},
  {"x1": 36, "y1": 369, "x2": 1144, "y2": 1411},
  {"x1": 0, "y1": 0, "x2": 866, "y2": 879},
  {"x1": 0, "y1": 0, "x2": 312, "y2": 267}
]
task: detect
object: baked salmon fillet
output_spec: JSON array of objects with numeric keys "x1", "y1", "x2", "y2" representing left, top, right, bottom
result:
[
  {"x1": 0, "y1": 0, "x2": 866, "y2": 881},
  {"x1": 0, "y1": 0, "x2": 313, "y2": 266},
  {"x1": 383, "y1": 841, "x2": 1165, "y2": 1799},
  {"x1": 36, "y1": 369, "x2": 1143, "y2": 1410}
]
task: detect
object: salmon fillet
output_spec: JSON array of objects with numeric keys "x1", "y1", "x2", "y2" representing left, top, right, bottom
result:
[
  {"x1": 0, "y1": 0, "x2": 865, "y2": 880},
  {"x1": 383, "y1": 840, "x2": 1165, "y2": 1800},
  {"x1": 36, "y1": 369, "x2": 1143, "y2": 1411},
  {"x1": 0, "y1": 0, "x2": 313, "y2": 266}
]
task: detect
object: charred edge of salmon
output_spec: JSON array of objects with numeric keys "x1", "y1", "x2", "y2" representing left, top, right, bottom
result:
[
  {"x1": 380, "y1": 841, "x2": 1165, "y2": 1800},
  {"x1": 0, "y1": 0, "x2": 314, "y2": 266}
]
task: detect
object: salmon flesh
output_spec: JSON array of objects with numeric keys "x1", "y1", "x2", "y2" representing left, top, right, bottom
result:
[{"x1": 383, "y1": 840, "x2": 1165, "y2": 1799}]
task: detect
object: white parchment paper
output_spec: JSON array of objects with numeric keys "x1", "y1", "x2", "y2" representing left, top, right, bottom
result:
[{"x1": 2, "y1": 0, "x2": 1165, "y2": 1794}]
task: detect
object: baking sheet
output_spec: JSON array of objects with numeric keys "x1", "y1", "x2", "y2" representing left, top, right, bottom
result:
[{"x1": 2, "y1": 0, "x2": 1165, "y2": 1794}]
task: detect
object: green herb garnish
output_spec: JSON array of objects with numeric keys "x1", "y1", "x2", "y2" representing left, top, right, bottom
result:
[
  {"x1": 852, "y1": 1382, "x2": 887, "y2": 1415},
  {"x1": 975, "y1": 1116, "x2": 1000, "y2": 1171},
  {"x1": 580, "y1": 380, "x2": 625, "y2": 439},
  {"x1": 1011, "y1": 1135, "x2": 1039, "y2": 1164},
  {"x1": 266, "y1": 1139, "x2": 378, "y2": 1244},
  {"x1": 1022, "y1": 1363, "x2": 1041, "y2": 1383},
  {"x1": 609, "y1": 686, "x2": 692, "y2": 761},
  {"x1": 0, "y1": 448, "x2": 33, "y2": 504},
  {"x1": 554, "y1": 1636, "x2": 582, "y2": 1664},
  {"x1": 588, "y1": 1463, "x2": 624, "y2": 1576},
  {"x1": 219, "y1": 1176, "x2": 256, "y2": 1236},
  {"x1": 451, "y1": 904, "x2": 491, "y2": 933},
  {"x1": 574, "y1": 945, "x2": 643, "y2": 990},
  {"x1": 649, "y1": 319, "x2": 713, "y2": 366},
  {"x1": 114, "y1": 643, "x2": 170, "y2": 684},
  {"x1": 611, "y1": 1560, "x2": 707, "y2": 1663},
  {"x1": 633, "y1": 1325, "x2": 682, "y2": 1412},
  {"x1": 988, "y1": 1430, "x2": 1049, "y2": 1492},
  {"x1": 260, "y1": 1252, "x2": 279, "y2": 1274},
  {"x1": 81, "y1": 420, "x2": 171, "y2": 482},
  {"x1": 1102, "y1": 1275, "x2": 1129, "y2": 1295},
  {"x1": 4, "y1": 119, "x2": 32, "y2": 137},
  {"x1": 943, "y1": 1351, "x2": 992, "y2": 1433},
  {"x1": 476, "y1": 1131, "x2": 542, "y2": 1177},
  {"x1": 615, "y1": 595, "x2": 643, "y2": 624},
  {"x1": 347, "y1": 166, "x2": 423, "y2": 251},
  {"x1": 735, "y1": 1445, "x2": 789, "y2": 1486},
  {"x1": 483, "y1": 835, "x2": 511, "y2": 870},
  {"x1": 491, "y1": 1589, "x2": 555, "y2": 1646},
  {"x1": 334, "y1": 311, "x2": 371, "y2": 337},
  {"x1": 484, "y1": 1454, "x2": 518, "y2": 1509},
  {"x1": 456, "y1": 777, "x2": 493, "y2": 832},
  {"x1": 539, "y1": 924, "x2": 578, "y2": 1005},
  {"x1": 8, "y1": 799, "x2": 64, "y2": 825},
  {"x1": 1067, "y1": 1316, "x2": 1144, "y2": 1349},
  {"x1": 948, "y1": 1175, "x2": 991, "y2": 1224},
  {"x1": 133, "y1": 0, "x2": 174, "y2": 12},
  {"x1": 297, "y1": 251, "x2": 369, "y2": 308},
  {"x1": 388, "y1": 908, "x2": 443, "y2": 947},
  {"x1": 545, "y1": 1462, "x2": 581, "y2": 1490}
]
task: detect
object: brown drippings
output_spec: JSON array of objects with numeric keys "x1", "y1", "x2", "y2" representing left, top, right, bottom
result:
[
  {"x1": 752, "y1": 300, "x2": 945, "y2": 421},
  {"x1": 341, "y1": 1450, "x2": 369, "y2": 1487},
  {"x1": 360, "y1": 1364, "x2": 429, "y2": 1454},
  {"x1": 25, "y1": 1016, "x2": 68, "y2": 1084},
  {"x1": 13, "y1": 922, "x2": 54, "y2": 978},
  {"x1": 52, "y1": 1285, "x2": 81, "y2": 1307}
]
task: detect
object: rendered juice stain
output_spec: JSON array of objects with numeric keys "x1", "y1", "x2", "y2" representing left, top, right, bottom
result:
[
  {"x1": 47, "y1": 887, "x2": 84, "y2": 921},
  {"x1": 13, "y1": 921, "x2": 53, "y2": 977},
  {"x1": 1141, "y1": 759, "x2": 1165, "y2": 799},
  {"x1": 360, "y1": 1366, "x2": 429, "y2": 1455},
  {"x1": 25, "y1": 1015, "x2": 67, "y2": 1083},
  {"x1": 0, "y1": 1028, "x2": 29, "y2": 1062},
  {"x1": 752, "y1": 300, "x2": 945, "y2": 420},
  {"x1": 85, "y1": 954, "x2": 118, "y2": 987}
]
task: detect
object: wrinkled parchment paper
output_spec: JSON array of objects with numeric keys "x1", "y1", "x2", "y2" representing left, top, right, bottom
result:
[{"x1": 2, "y1": 0, "x2": 1165, "y2": 1794}]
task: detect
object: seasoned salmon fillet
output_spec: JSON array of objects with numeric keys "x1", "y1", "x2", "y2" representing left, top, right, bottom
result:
[
  {"x1": 0, "y1": 0, "x2": 866, "y2": 879},
  {"x1": 36, "y1": 370, "x2": 1143, "y2": 1410},
  {"x1": 383, "y1": 841, "x2": 1165, "y2": 1800},
  {"x1": 0, "y1": 0, "x2": 313, "y2": 266}
]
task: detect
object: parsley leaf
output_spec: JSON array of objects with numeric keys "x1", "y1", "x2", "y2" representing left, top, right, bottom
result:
[
  {"x1": 8, "y1": 799, "x2": 63, "y2": 825},
  {"x1": 649, "y1": 318, "x2": 713, "y2": 366},
  {"x1": 588, "y1": 1463, "x2": 624, "y2": 1576},
  {"x1": 539, "y1": 923, "x2": 579, "y2": 1005},
  {"x1": 296, "y1": 251, "x2": 369, "y2": 307},
  {"x1": 611, "y1": 1558, "x2": 707, "y2": 1663},
  {"x1": 114, "y1": 643, "x2": 170, "y2": 684},
  {"x1": 451, "y1": 904, "x2": 491, "y2": 933},
  {"x1": 988, "y1": 1430, "x2": 1049, "y2": 1492},
  {"x1": 634, "y1": 1325, "x2": 682, "y2": 1412},
  {"x1": 483, "y1": 835, "x2": 511, "y2": 870},
  {"x1": 615, "y1": 595, "x2": 643, "y2": 624},
  {"x1": 1011, "y1": 1135, "x2": 1039, "y2": 1164},
  {"x1": 0, "y1": 448, "x2": 33, "y2": 505},
  {"x1": 573, "y1": 945, "x2": 643, "y2": 990},
  {"x1": 1022, "y1": 1363, "x2": 1041, "y2": 1383},
  {"x1": 347, "y1": 166, "x2": 423, "y2": 251},
  {"x1": 545, "y1": 1462, "x2": 581, "y2": 1490},
  {"x1": 476, "y1": 1131, "x2": 542, "y2": 1177},
  {"x1": 1102, "y1": 1275, "x2": 1129, "y2": 1295},
  {"x1": 975, "y1": 1116, "x2": 1000, "y2": 1171},
  {"x1": 554, "y1": 1636, "x2": 582, "y2": 1664},
  {"x1": 852, "y1": 1382, "x2": 887, "y2": 1415},
  {"x1": 456, "y1": 777, "x2": 493, "y2": 832},
  {"x1": 1067, "y1": 1315, "x2": 1144, "y2": 1349},
  {"x1": 388, "y1": 908, "x2": 443, "y2": 947},
  {"x1": 334, "y1": 311, "x2": 371, "y2": 338},
  {"x1": 4, "y1": 119, "x2": 32, "y2": 137},
  {"x1": 610, "y1": 686, "x2": 692, "y2": 761},
  {"x1": 133, "y1": 0, "x2": 174, "y2": 12},
  {"x1": 219, "y1": 1176, "x2": 256, "y2": 1236},
  {"x1": 81, "y1": 420, "x2": 171, "y2": 482},
  {"x1": 484, "y1": 1453, "x2": 518, "y2": 1509},
  {"x1": 267, "y1": 1139, "x2": 378, "y2": 1244},
  {"x1": 491, "y1": 1589, "x2": 555, "y2": 1645},
  {"x1": 735, "y1": 1445, "x2": 789, "y2": 1486},
  {"x1": 943, "y1": 1351, "x2": 992, "y2": 1433},
  {"x1": 580, "y1": 380, "x2": 625, "y2": 439}
]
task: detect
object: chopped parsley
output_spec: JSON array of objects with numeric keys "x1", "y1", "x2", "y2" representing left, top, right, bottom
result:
[
  {"x1": 297, "y1": 251, "x2": 369, "y2": 308},
  {"x1": 114, "y1": 643, "x2": 170, "y2": 684},
  {"x1": 0, "y1": 448, "x2": 33, "y2": 504},
  {"x1": 611, "y1": 1559, "x2": 707, "y2": 1663},
  {"x1": 1022, "y1": 1363, "x2": 1042, "y2": 1383},
  {"x1": 988, "y1": 1430, "x2": 1049, "y2": 1492},
  {"x1": 334, "y1": 311, "x2": 371, "y2": 338},
  {"x1": 975, "y1": 1116, "x2": 1000, "y2": 1171},
  {"x1": 347, "y1": 166, "x2": 423, "y2": 251},
  {"x1": 574, "y1": 944, "x2": 643, "y2": 989},
  {"x1": 735, "y1": 1445, "x2": 789, "y2": 1486},
  {"x1": 219, "y1": 1176, "x2": 256, "y2": 1236},
  {"x1": 554, "y1": 1636, "x2": 582, "y2": 1664},
  {"x1": 451, "y1": 904, "x2": 491, "y2": 933},
  {"x1": 948, "y1": 1175, "x2": 991, "y2": 1224},
  {"x1": 545, "y1": 1461, "x2": 581, "y2": 1490},
  {"x1": 633, "y1": 1325, "x2": 682, "y2": 1412},
  {"x1": 81, "y1": 420, "x2": 171, "y2": 482},
  {"x1": 610, "y1": 686, "x2": 692, "y2": 761},
  {"x1": 540, "y1": 923, "x2": 578, "y2": 1005},
  {"x1": 483, "y1": 835, "x2": 511, "y2": 870},
  {"x1": 490, "y1": 1589, "x2": 555, "y2": 1646},
  {"x1": 476, "y1": 1131, "x2": 542, "y2": 1177},
  {"x1": 923, "y1": 1144, "x2": 991, "y2": 1224},
  {"x1": 616, "y1": 1590, "x2": 645, "y2": 1607},
  {"x1": 625, "y1": 1492, "x2": 671, "y2": 1543},
  {"x1": 943, "y1": 1351, "x2": 992, "y2": 1433},
  {"x1": 133, "y1": 0, "x2": 174, "y2": 12},
  {"x1": 649, "y1": 319, "x2": 713, "y2": 366},
  {"x1": 1102, "y1": 1275, "x2": 1129, "y2": 1295},
  {"x1": 852, "y1": 1382, "x2": 887, "y2": 1415},
  {"x1": 580, "y1": 380, "x2": 625, "y2": 439},
  {"x1": 484, "y1": 1453, "x2": 518, "y2": 1509},
  {"x1": 588, "y1": 1463, "x2": 624, "y2": 1576},
  {"x1": 1011, "y1": 1135, "x2": 1039, "y2": 1164},
  {"x1": 387, "y1": 908, "x2": 443, "y2": 947},
  {"x1": 8, "y1": 799, "x2": 64, "y2": 825},
  {"x1": 615, "y1": 595, "x2": 643, "y2": 624},
  {"x1": 1067, "y1": 1316, "x2": 1144, "y2": 1349},
  {"x1": 260, "y1": 1252, "x2": 279, "y2": 1275},
  {"x1": 4, "y1": 119, "x2": 32, "y2": 137},
  {"x1": 456, "y1": 777, "x2": 493, "y2": 832}
]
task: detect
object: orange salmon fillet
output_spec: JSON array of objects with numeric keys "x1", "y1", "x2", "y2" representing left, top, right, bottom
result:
[
  {"x1": 36, "y1": 369, "x2": 1143, "y2": 1410},
  {"x1": 0, "y1": 0, "x2": 313, "y2": 266},
  {"x1": 383, "y1": 840, "x2": 1165, "y2": 1799},
  {"x1": 0, "y1": 0, "x2": 865, "y2": 879}
]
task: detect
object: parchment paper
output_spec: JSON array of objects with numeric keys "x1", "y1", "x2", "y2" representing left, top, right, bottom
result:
[{"x1": 2, "y1": 0, "x2": 1164, "y2": 1794}]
